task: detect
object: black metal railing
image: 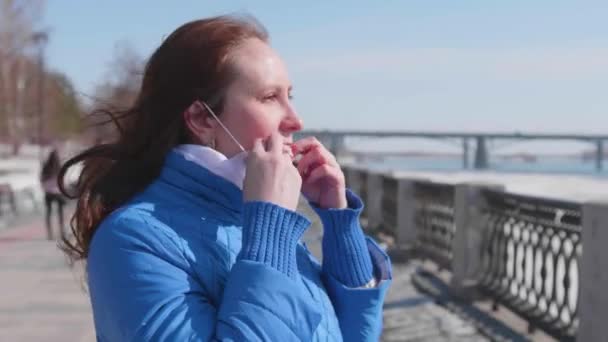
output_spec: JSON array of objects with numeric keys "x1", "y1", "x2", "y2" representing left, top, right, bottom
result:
[
  {"x1": 381, "y1": 175, "x2": 398, "y2": 234},
  {"x1": 414, "y1": 181, "x2": 456, "y2": 270},
  {"x1": 480, "y1": 189, "x2": 581, "y2": 341}
]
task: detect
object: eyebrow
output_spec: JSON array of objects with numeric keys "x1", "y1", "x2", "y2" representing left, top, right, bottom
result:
[
  {"x1": 251, "y1": 83, "x2": 292, "y2": 96},
  {"x1": 266, "y1": 84, "x2": 293, "y2": 93}
]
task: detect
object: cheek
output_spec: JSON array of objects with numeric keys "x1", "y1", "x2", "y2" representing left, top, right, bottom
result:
[{"x1": 225, "y1": 103, "x2": 279, "y2": 148}]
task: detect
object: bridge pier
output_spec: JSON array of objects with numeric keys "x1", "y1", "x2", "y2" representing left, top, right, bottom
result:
[
  {"x1": 462, "y1": 138, "x2": 469, "y2": 170},
  {"x1": 473, "y1": 136, "x2": 489, "y2": 170},
  {"x1": 329, "y1": 134, "x2": 346, "y2": 159},
  {"x1": 596, "y1": 140, "x2": 604, "y2": 172}
]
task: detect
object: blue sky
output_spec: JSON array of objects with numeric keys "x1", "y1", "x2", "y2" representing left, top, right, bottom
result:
[{"x1": 43, "y1": 0, "x2": 608, "y2": 145}]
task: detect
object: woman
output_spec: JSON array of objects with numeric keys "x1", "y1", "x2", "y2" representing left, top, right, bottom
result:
[
  {"x1": 60, "y1": 15, "x2": 391, "y2": 341},
  {"x1": 41, "y1": 148, "x2": 66, "y2": 240}
]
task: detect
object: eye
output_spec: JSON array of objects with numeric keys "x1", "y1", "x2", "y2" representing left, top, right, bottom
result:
[{"x1": 262, "y1": 93, "x2": 278, "y2": 102}]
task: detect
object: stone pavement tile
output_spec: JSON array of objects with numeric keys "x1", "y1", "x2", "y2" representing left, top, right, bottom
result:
[
  {"x1": 382, "y1": 263, "x2": 488, "y2": 342},
  {"x1": 0, "y1": 218, "x2": 94, "y2": 341}
]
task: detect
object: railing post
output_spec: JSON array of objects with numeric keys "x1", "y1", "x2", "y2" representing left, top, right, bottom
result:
[
  {"x1": 450, "y1": 182, "x2": 504, "y2": 300},
  {"x1": 366, "y1": 171, "x2": 384, "y2": 230},
  {"x1": 395, "y1": 178, "x2": 427, "y2": 249},
  {"x1": 330, "y1": 134, "x2": 346, "y2": 160},
  {"x1": 578, "y1": 200, "x2": 608, "y2": 342},
  {"x1": 473, "y1": 136, "x2": 489, "y2": 170},
  {"x1": 344, "y1": 166, "x2": 363, "y2": 196}
]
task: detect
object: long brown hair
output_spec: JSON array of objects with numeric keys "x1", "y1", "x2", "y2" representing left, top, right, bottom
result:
[{"x1": 58, "y1": 15, "x2": 268, "y2": 262}]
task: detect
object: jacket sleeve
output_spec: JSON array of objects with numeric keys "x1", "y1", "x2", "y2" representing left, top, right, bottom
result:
[
  {"x1": 87, "y1": 204, "x2": 322, "y2": 342},
  {"x1": 323, "y1": 238, "x2": 392, "y2": 341},
  {"x1": 311, "y1": 189, "x2": 393, "y2": 341}
]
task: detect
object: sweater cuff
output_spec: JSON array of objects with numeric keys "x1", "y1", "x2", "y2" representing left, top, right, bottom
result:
[
  {"x1": 311, "y1": 189, "x2": 374, "y2": 287},
  {"x1": 239, "y1": 201, "x2": 311, "y2": 279}
]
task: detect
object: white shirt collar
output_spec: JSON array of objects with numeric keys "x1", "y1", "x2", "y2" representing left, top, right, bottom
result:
[{"x1": 173, "y1": 144, "x2": 247, "y2": 190}]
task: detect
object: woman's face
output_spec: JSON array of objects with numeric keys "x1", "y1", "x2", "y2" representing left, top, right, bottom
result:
[{"x1": 213, "y1": 38, "x2": 303, "y2": 158}]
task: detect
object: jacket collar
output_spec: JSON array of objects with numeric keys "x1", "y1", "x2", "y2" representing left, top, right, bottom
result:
[{"x1": 157, "y1": 150, "x2": 243, "y2": 223}]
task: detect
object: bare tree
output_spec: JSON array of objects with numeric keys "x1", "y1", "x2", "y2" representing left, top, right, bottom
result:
[
  {"x1": 88, "y1": 41, "x2": 144, "y2": 143},
  {"x1": 0, "y1": 0, "x2": 46, "y2": 153}
]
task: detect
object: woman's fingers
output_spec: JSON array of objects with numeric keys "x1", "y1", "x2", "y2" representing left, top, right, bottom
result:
[
  {"x1": 297, "y1": 147, "x2": 325, "y2": 177},
  {"x1": 265, "y1": 132, "x2": 283, "y2": 154},
  {"x1": 293, "y1": 137, "x2": 338, "y2": 168},
  {"x1": 304, "y1": 163, "x2": 342, "y2": 186},
  {"x1": 292, "y1": 137, "x2": 322, "y2": 155}
]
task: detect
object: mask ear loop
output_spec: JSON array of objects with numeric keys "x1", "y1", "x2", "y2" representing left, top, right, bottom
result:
[{"x1": 194, "y1": 101, "x2": 246, "y2": 153}]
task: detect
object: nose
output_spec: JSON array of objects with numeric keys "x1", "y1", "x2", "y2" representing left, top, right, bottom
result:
[{"x1": 279, "y1": 103, "x2": 303, "y2": 134}]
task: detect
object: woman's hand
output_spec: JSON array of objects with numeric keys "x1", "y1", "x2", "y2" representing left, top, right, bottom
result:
[
  {"x1": 293, "y1": 137, "x2": 347, "y2": 209},
  {"x1": 243, "y1": 133, "x2": 302, "y2": 211}
]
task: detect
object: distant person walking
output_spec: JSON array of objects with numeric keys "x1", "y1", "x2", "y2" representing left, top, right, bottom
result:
[{"x1": 40, "y1": 148, "x2": 66, "y2": 240}]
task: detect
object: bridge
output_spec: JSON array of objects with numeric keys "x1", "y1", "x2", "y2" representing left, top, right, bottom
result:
[{"x1": 297, "y1": 130, "x2": 608, "y2": 171}]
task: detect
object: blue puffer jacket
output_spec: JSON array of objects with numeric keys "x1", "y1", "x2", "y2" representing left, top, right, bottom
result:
[{"x1": 87, "y1": 151, "x2": 392, "y2": 341}]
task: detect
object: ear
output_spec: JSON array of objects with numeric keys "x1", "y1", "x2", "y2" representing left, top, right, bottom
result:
[{"x1": 183, "y1": 101, "x2": 217, "y2": 144}]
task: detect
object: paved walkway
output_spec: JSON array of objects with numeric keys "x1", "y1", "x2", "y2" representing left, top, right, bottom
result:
[
  {"x1": 0, "y1": 213, "x2": 95, "y2": 341},
  {"x1": 381, "y1": 263, "x2": 488, "y2": 341},
  {"x1": 0, "y1": 202, "x2": 488, "y2": 342}
]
